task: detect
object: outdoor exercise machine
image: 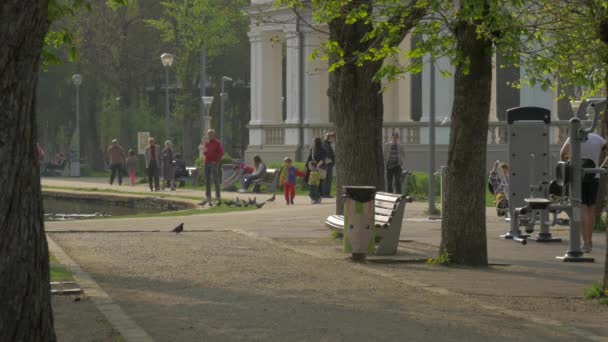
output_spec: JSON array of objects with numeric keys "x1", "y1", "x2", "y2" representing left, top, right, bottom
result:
[
  {"x1": 500, "y1": 106, "x2": 561, "y2": 244},
  {"x1": 504, "y1": 102, "x2": 605, "y2": 262}
]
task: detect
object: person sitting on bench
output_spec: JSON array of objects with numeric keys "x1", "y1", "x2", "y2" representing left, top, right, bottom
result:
[
  {"x1": 46, "y1": 153, "x2": 66, "y2": 170},
  {"x1": 242, "y1": 155, "x2": 267, "y2": 191},
  {"x1": 489, "y1": 160, "x2": 510, "y2": 216},
  {"x1": 224, "y1": 161, "x2": 254, "y2": 191}
]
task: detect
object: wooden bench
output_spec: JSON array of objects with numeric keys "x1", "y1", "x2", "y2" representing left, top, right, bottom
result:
[
  {"x1": 251, "y1": 168, "x2": 279, "y2": 193},
  {"x1": 42, "y1": 159, "x2": 68, "y2": 177},
  {"x1": 326, "y1": 191, "x2": 413, "y2": 255}
]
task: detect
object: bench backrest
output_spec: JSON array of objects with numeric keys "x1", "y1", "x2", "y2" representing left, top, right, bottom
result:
[
  {"x1": 261, "y1": 169, "x2": 277, "y2": 182},
  {"x1": 374, "y1": 191, "x2": 406, "y2": 228}
]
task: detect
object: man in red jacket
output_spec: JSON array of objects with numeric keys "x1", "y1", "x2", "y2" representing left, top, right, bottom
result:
[{"x1": 203, "y1": 129, "x2": 224, "y2": 205}]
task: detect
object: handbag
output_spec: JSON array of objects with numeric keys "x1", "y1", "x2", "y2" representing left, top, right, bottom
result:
[{"x1": 319, "y1": 167, "x2": 327, "y2": 180}]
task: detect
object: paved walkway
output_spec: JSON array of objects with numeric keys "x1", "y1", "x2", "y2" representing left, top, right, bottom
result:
[{"x1": 43, "y1": 177, "x2": 608, "y2": 341}]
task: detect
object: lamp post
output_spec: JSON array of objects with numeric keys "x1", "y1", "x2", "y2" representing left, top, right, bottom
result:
[
  {"x1": 71, "y1": 74, "x2": 82, "y2": 177},
  {"x1": 160, "y1": 53, "x2": 174, "y2": 141},
  {"x1": 220, "y1": 76, "x2": 233, "y2": 145},
  {"x1": 201, "y1": 96, "x2": 214, "y2": 159},
  {"x1": 202, "y1": 95, "x2": 214, "y2": 136}
]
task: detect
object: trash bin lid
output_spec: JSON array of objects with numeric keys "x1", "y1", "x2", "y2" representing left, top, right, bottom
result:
[{"x1": 342, "y1": 186, "x2": 376, "y2": 202}]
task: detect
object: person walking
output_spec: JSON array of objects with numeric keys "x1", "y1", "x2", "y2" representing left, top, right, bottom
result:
[
  {"x1": 305, "y1": 137, "x2": 326, "y2": 190},
  {"x1": 321, "y1": 131, "x2": 336, "y2": 198},
  {"x1": 383, "y1": 132, "x2": 407, "y2": 194},
  {"x1": 144, "y1": 137, "x2": 161, "y2": 191},
  {"x1": 161, "y1": 140, "x2": 176, "y2": 191},
  {"x1": 280, "y1": 157, "x2": 305, "y2": 205},
  {"x1": 203, "y1": 129, "x2": 224, "y2": 205},
  {"x1": 106, "y1": 139, "x2": 126, "y2": 186},
  {"x1": 125, "y1": 149, "x2": 138, "y2": 186},
  {"x1": 561, "y1": 132, "x2": 607, "y2": 253}
]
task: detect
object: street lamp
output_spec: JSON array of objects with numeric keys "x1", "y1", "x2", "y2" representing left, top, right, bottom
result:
[
  {"x1": 202, "y1": 96, "x2": 214, "y2": 137},
  {"x1": 220, "y1": 76, "x2": 233, "y2": 145},
  {"x1": 71, "y1": 74, "x2": 82, "y2": 177},
  {"x1": 160, "y1": 52, "x2": 174, "y2": 141}
]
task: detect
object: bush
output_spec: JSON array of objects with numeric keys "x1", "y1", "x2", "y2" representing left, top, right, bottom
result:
[
  {"x1": 584, "y1": 283, "x2": 608, "y2": 305},
  {"x1": 593, "y1": 212, "x2": 607, "y2": 232},
  {"x1": 406, "y1": 171, "x2": 441, "y2": 199}
]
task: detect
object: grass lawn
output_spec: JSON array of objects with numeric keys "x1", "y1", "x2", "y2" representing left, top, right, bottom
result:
[{"x1": 49, "y1": 254, "x2": 73, "y2": 282}]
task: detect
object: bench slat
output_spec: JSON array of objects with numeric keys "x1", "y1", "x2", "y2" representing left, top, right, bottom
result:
[
  {"x1": 375, "y1": 207, "x2": 395, "y2": 216},
  {"x1": 375, "y1": 201, "x2": 398, "y2": 210},
  {"x1": 375, "y1": 214, "x2": 391, "y2": 224},
  {"x1": 375, "y1": 193, "x2": 402, "y2": 203}
]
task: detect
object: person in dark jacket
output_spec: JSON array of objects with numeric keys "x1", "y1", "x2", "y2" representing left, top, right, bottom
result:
[
  {"x1": 321, "y1": 131, "x2": 336, "y2": 198},
  {"x1": 173, "y1": 153, "x2": 189, "y2": 188},
  {"x1": 161, "y1": 140, "x2": 176, "y2": 191}
]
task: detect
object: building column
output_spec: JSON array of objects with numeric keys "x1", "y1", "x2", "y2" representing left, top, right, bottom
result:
[
  {"x1": 302, "y1": 31, "x2": 330, "y2": 144},
  {"x1": 248, "y1": 31, "x2": 284, "y2": 147},
  {"x1": 284, "y1": 30, "x2": 301, "y2": 147}
]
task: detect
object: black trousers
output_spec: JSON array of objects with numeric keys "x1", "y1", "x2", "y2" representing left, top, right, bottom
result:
[
  {"x1": 147, "y1": 160, "x2": 160, "y2": 190},
  {"x1": 110, "y1": 163, "x2": 123, "y2": 185},
  {"x1": 386, "y1": 166, "x2": 402, "y2": 194}
]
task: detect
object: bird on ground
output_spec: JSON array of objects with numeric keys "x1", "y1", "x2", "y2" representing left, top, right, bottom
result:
[
  {"x1": 172, "y1": 222, "x2": 184, "y2": 234},
  {"x1": 252, "y1": 197, "x2": 257, "y2": 205},
  {"x1": 256, "y1": 202, "x2": 265, "y2": 209},
  {"x1": 224, "y1": 199, "x2": 235, "y2": 206},
  {"x1": 198, "y1": 200, "x2": 207, "y2": 207},
  {"x1": 266, "y1": 194, "x2": 276, "y2": 203},
  {"x1": 235, "y1": 197, "x2": 242, "y2": 206},
  {"x1": 215, "y1": 200, "x2": 222, "y2": 207}
]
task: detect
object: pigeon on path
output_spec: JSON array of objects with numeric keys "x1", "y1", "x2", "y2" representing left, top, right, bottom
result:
[
  {"x1": 256, "y1": 202, "x2": 265, "y2": 209},
  {"x1": 198, "y1": 200, "x2": 207, "y2": 207},
  {"x1": 172, "y1": 222, "x2": 184, "y2": 234},
  {"x1": 266, "y1": 194, "x2": 276, "y2": 203}
]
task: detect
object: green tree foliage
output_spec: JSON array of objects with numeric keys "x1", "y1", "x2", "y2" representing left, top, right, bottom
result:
[{"x1": 146, "y1": 0, "x2": 248, "y2": 160}]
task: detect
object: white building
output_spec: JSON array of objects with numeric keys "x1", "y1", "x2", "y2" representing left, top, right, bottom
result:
[{"x1": 245, "y1": 0, "x2": 573, "y2": 170}]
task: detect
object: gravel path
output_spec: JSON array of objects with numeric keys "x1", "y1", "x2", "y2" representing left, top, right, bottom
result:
[{"x1": 50, "y1": 231, "x2": 583, "y2": 342}]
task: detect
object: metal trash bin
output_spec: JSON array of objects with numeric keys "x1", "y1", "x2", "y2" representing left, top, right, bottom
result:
[{"x1": 343, "y1": 186, "x2": 376, "y2": 261}]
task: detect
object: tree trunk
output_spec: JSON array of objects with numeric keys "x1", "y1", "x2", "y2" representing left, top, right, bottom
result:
[
  {"x1": 440, "y1": 20, "x2": 492, "y2": 266},
  {"x1": 329, "y1": 1, "x2": 386, "y2": 215},
  {"x1": 0, "y1": 0, "x2": 56, "y2": 340}
]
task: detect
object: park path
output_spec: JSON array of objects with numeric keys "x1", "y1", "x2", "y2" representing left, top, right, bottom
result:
[
  {"x1": 50, "y1": 230, "x2": 585, "y2": 342},
  {"x1": 44, "y1": 177, "x2": 608, "y2": 340}
]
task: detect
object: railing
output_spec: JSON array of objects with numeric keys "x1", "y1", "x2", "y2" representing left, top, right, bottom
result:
[
  {"x1": 264, "y1": 125, "x2": 285, "y2": 145},
  {"x1": 256, "y1": 120, "x2": 575, "y2": 146},
  {"x1": 385, "y1": 120, "x2": 572, "y2": 145}
]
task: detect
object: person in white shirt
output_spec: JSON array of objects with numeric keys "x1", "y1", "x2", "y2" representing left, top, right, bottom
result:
[{"x1": 560, "y1": 133, "x2": 607, "y2": 253}]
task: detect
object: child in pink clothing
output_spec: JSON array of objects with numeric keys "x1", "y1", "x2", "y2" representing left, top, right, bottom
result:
[{"x1": 125, "y1": 149, "x2": 138, "y2": 186}]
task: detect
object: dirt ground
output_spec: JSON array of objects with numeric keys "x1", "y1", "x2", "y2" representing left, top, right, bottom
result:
[
  {"x1": 49, "y1": 231, "x2": 595, "y2": 341},
  {"x1": 53, "y1": 295, "x2": 122, "y2": 342}
]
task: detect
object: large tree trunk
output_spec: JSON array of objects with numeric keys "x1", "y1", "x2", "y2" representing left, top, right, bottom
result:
[
  {"x1": 329, "y1": 1, "x2": 385, "y2": 214},
  {"x1": 440, "y1": 19, "x2": 492, "y2": 266},
  {"x1": 0, "y1": 0, "x2": 56, "y2": 340}
]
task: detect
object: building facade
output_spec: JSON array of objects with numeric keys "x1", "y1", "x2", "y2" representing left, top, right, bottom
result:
[{"x1": 245, "y1": 1, "x2": 574, "y2": 170}]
